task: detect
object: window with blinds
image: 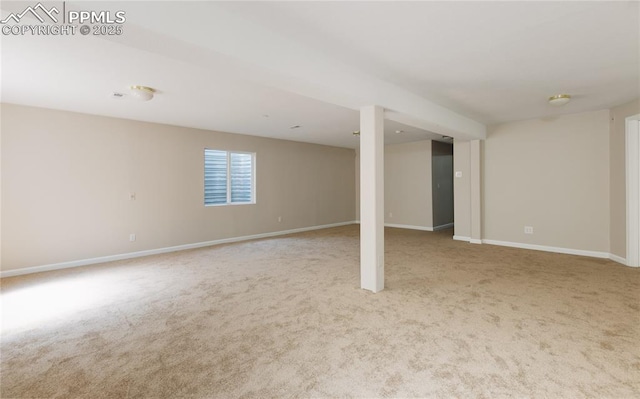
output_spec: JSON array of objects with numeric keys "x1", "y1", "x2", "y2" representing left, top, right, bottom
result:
[{"x1": 204, "y1": 149, "x2": 255, "y2": 206}]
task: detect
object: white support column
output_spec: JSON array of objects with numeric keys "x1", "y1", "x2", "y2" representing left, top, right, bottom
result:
[
  {"x1": 626, "y1": 116, "x2": 640, "y2": 267},
  {"x1": 360, "y1": 105, "x2": 384, "y2": 292},
  {"x1": 470, "y1": 139, "x2": 482, "y2": 244}
]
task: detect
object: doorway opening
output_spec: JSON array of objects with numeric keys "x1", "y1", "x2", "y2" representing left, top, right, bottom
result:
[{"x1": 432, "y1": 141, "x2": 454, "y2": 232}]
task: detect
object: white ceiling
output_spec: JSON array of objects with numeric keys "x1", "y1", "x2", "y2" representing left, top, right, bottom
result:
[{"x1": 1, "y1": 1, "x2": 638, "y2": 149}]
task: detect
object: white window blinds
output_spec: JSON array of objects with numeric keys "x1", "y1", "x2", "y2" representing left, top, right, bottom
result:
[{"x1": 204, "y1": 149, "x2": 255, "y2": 206}]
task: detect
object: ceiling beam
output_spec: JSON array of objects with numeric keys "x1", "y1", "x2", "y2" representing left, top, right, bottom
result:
[{"x1": 106, "y1": 2, "x2": 486, "y2": 140}]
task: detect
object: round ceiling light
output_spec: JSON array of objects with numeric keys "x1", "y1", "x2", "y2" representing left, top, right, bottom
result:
[
  {"x1": 130, "y1": 85, "x2": 156, "y2": 101},
  {"x1": 548, "y1": 94, "x2": 571, "y2": 106}
]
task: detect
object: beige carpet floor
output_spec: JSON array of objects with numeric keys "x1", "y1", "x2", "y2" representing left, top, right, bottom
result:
[{"x1": 1, "y1": 225, "x2": 639, "y2": 398}]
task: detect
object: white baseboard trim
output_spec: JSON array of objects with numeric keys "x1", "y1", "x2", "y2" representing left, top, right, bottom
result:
[
  {"x1": 482, "y1": 239, "x2": 609, "y2": 259},
  {"x1": 454, "y1": 237, "x2": 629, "y2": 264},
  {"x1": 384, "y1": 223, "x2": 433, "y2": 232},
  {"x1": 454, "y1": 235, "x2": 482, "y2": 244},
  {"x1": 433, "y1": 223, "x2": 454, "y2": 231},
  {"x1": 0, "y1": 221, "x2": 358, "y2": 278},
  {"x1": 609, "y1": 254, "x2": 627, "y2": 265}
]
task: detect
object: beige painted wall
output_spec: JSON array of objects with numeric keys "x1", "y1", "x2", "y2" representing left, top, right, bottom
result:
[
  {"x1": 483, "y1": 109, "x2": 610, "y2": 252},
  {"x1": 610, "y1": 99, "x2": 640, "y2": 258},
  {"x1": 1, "y1": 104, "x2": 356, "y2": 272},
  {"x1": 355, "y1": 150, "x2": 360, "y2": 220},
  {"x1": 355, "y1": 141, "x2": 434, "y2": 229},
  {"x1": 453, "y1": 140, "x2": 471, "y2": 238},
  {"x1": 384, "y1": 141, "x2": 433, "y2": 228}
]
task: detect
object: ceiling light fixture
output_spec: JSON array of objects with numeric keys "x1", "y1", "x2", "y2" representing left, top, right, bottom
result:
[
  {"x1": 130, "y1": 85, "x2": 156, "y2": 101},
  {"x1": 548, "y1": 94, "x2": 571, "y2": 106}
]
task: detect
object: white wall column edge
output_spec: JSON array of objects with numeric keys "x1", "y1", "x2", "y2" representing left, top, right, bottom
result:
[
  {"x1": 470, "y1": 140, "x2": 482, "y2": 243},
  {"x1": 626, "y1": 115, "x2": 640, "y2": 267},
  {"x1": 360, "y1": 105, "x2": 385, "y2": 292}
]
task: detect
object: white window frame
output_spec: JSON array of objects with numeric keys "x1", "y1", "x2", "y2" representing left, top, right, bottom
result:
[{"x1": 204, "y1": 149, "x2": 256, "y2": 207}]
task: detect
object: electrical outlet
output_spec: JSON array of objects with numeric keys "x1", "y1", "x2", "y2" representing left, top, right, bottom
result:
[
  {"x1": 524, "y1": 226, "x2": 533, "y2": 234},
  {"x1": 277, "y1": 216, "x2": 282, "y2": 222},
  {"x1": 129, "y1": 233, "x2": 136, "y2": 242},
  {"x1": 389, "y1": 212, "x2": 393, "y2": 218}
]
